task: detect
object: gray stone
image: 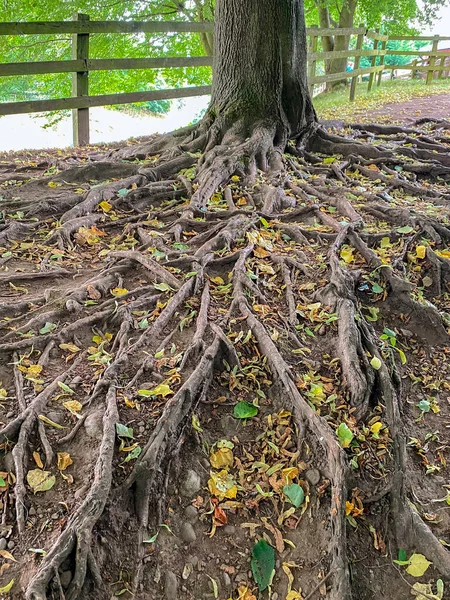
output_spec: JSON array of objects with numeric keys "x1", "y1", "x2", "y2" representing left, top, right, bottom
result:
[
  {"x1": 187, "y1": 555, "x2": 199, "y2": 567},
  {"x1": 184, "y1": 505, "x2": 198, "y2": 523},
  {"x1": 51, "y1": 513, "x2": 59, "y2": 520},
  {"x1": 84, "y1": 411, "x2": 104, "y2": 440},
  {"x1": 60, "y1": 571, "x2": 72, "y2": 589},
  {"x1": 272, "y1": 594, "x2": 279, "y2": 600},
  {"x1": 70, "y1": 376, "x2": 83, "y2": 386},
  {"x1": 180, "y1": 469, "x2": 201, "y2": 498},
  {"x1": 47, "y1": 411, "x2": 64, "y2": 425},
  {"x1": 164, "y1": 571, "x2": 178, "y2": 599},
  {"x1": 180, "y1": 522, "x2": 196, "y2": 544},
  {"x1": 223, "y1": 525, "x2": 236, "y2": 536},
  {"x1": 29, "y1": 507, "x2": 36, "y2": 516},
  {"x1": 7, "y1": 540, "x2": 15, "y2": 549},
  {"x1": 3, "y1": 453, "x2": 15, "y2": 474},
  {"x1": 305, "y1": 468, "x2": 321, "y2": 486},
  {"x1": 220, "y1": 414, "x2": 241, "y2": 435},
  {"x1": 6, "y1": 411, "x2": 14, "y2": 419},
  {"x1": 223, "y1": 573, "x2": 231, "y2": 587},
  {"x1": 0, "y1": 539, "x2": 6, "y2": 551}
]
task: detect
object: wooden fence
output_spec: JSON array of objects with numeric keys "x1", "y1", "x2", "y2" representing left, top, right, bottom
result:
[
  {"x1": 385, "y1": 35, "x2": 450, "y2": 83},
  {"x1": 0, "y1": 18, "x2": 448, "y2": 146}
]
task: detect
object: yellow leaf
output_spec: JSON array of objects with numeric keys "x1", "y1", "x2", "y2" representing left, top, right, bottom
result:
[
  {"x1": 111, "y1": 287, "x2": 128, "y2": 297},
  {"x1": 38, "y1": 415, "x2": 66, "y2": 429},
  {"x1": 416, "y1": 245, "x2": 426, "y2": 259},
  {"x1": 0, "y1": 551, "x2": 16, "y2": 562},
  {"x1": 286, "y1": 592, "x2": 303, "y2": 600},
  {"x1": 411, "y1": 582, "x2": 441, "y2": 600},
  {"x1": 138, "y1": 384, "x2": 173, "y2": 398},
  {"x1": 57, "y1": 452, "x2": 73, "y2": 471},
  {"x1": 281, "y1": 467, "x2": 299, "y2": 483},
  {"x1": 99, "y1": 200, "x2": 112, "y2": 212},
  {"x1": 210, "y1": 276, "x2": 224, "y2": 285},
  {"x1": 406, "y1": 554, "x2": 432, "y2": 577},
  {"x1": 208, "y1": 470, "x2": 238, "y2": 501},
  {"x1": 345, "y1": 501, "x2": 354, "y2": 515},
  {"x1": 33, "y1": 452, "x2": 43, "y2": 469},
  {"x1": 237, "y1": 586, "x2": 256, "y2": 600},
  {"x1": 59, "y1": 343, "x2": 81, "y2": 353},
  {"x1": 340, "y1": 246, "x2": 354, "y2": 264},
  {"x1": 210, "y1": 447, "x2": 234, "y2": 469},
  {"x1": 370, "y1": 422, "x2": 383, "y2": 438},
  {"x1": 62, "y1": 401, "x2": 82, "y2": 416},
  {"x1": 26, "y1": 364, "x2": 43, "y2": 378},
  {"x1": 0, "y1": 579, "x2": 14, "y2": 592},
  {"x1": 26, "y1": 469, "x2": 55, "y2": 493}
]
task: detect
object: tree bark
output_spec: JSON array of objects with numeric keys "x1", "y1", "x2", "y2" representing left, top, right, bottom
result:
[
  {"x1": 317, "y1": 0, "x2": 358, "y2": 90},
  {"x1": 209, "y1": 0, "x2": 316, "y2": 143}
]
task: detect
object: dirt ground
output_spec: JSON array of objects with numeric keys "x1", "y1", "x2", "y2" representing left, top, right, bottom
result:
[{"x1": 361, "y1": 92, "x2": 450, "y2": 124}]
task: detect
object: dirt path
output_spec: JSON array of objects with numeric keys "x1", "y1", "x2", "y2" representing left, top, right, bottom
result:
[{"x1": 361, "y1": 92, "x2": 450, "y2": 124}]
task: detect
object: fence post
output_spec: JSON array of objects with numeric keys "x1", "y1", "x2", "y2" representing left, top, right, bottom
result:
[
  {"x1": 377, "y1": 38, "x2": 387, "y2": 87},
  {"x1": 72, "y1": 13, "x2": 90, "y2": 146},
  {"x1": 426, "y1": 35, "x2": 439, "y2": 86},
  {"x1": 350, "y1": 26, "x2": 364, "y2": 101},
  {"x1": 308, "y1": 25, "x2": 318, "y2": 97},
  {"x1": 367, "y1": 29, "x2": 379, "y2": 92}
]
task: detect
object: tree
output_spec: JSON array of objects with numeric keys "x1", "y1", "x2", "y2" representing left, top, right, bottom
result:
[
  {"x1": 308, "y1": 0, "x2": 449, "y2": 87},
  {"x1": 1, "y1": 1, "x2": 450, "y2": 600}
]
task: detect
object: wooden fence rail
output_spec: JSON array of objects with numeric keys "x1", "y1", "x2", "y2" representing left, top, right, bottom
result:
[{"x1": 0, "y1": 17, "x2": 448, "y2": 146}]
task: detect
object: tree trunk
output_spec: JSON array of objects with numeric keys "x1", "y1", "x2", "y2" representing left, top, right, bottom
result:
[
  {"x1": 317, "y1": 0, "x2": 358, "y2": 90},
  {"x1": 209, "y1": 0, "x2": 316, "y2": 143}
]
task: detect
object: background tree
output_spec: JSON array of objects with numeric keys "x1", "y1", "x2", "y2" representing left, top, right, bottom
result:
[
  {"x1": 307, "y1": 0, "x2": 449, "y2": 87},
  {"x1": 0, "y1": 1, "x2": 450, "y2": 600}
]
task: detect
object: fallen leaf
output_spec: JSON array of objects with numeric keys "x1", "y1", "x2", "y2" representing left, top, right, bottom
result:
[
  {"x1": 57, "y1": 452, "x2": 73, "y2": 471},
  {"x1": 27, "y1": 469, "x2": 55, "y2": 493},
  {"x1": 38, "y1": 415, "x2": 66, "y2": 429},
  {"x1": 138, "y1": 384, "x2": 174, "y2": 398},
  {"x1": 0, "y1": 579, "x2": 14, "y2": 592},
  {"x1": 337, "y1": 423, "x2": 353, "y2": 448},
  {"x1": 62, "y1": 400, "x2": 83, "y2": 416},
  {"x1": 0, "y1": 551, "x2": 16, "y2": 562},
  {"x1": 210, "y1": 447, "x2": 234, "y2": 469},
  {"x1": 33, "y1": 452, "x2": 43, "y2": 469},
  {"x1": 111, "y1": 287, "x2": 128, "y2": 297}
]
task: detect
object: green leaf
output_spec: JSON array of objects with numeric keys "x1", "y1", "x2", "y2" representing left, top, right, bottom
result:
[
  {"x1": 418, "y1": 399, "x2": 430, "y2": 413},
  {"x1": 397, "y1": 225, "x2": 414, "y2": 234},
  {"x1": 122, "y1": 445, "x2": 142, "y2": 463},
  {"x1": 398, "y1": 549, "x2": 407, "y2": 562},
  {"x1": 337, "y1": 423, "x2": 353, "y2": 448},
  {"x1": 396, "y1": 348, "x2": 407, "y2": 365},
  {"x1": 138, "y1": 384, "x2": 173, "y2": 398},
  {"x1": 233, "y1": 401, "x2": 258, "y2": 419},
  {"x1": 251, "y1": 539, "x2": 275, "y2": 591},
  {"x1": 57, "y1": 381, "x2": 75, "y2": 394},
  {"x1": 371, "y1": 283, "x2": 383, "y2": 294},
  {"x1": 383, "y1": 328, "x2": 396, "y2": 337},
  {"x1": 115, "y1": 423, "x2": 134, "y2": 439},
  {"x1": 154, "y1": 282, "x2": 172, "y2": 292},
  {"x1": 117, "y1": 188, "x2": 129, "y2": 197},
  {"x1": 370, "y1": 356, "x2": 382, "y2": 370},
  {"x1": 39, "y1": 322, "x2": 56, "y2": 334},
  {"x1": 0, "y1": 476, "x2": 5, "y2": 487},
  {"x1": 283, "y1": 483, "x2": 305, "y2": 507}
]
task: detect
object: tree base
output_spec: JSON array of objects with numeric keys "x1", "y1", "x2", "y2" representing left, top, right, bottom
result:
[{"x1": 0, "y1": 117, "x2": 450, "y2": 600}]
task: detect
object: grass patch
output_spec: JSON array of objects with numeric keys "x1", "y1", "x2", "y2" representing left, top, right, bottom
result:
[{"x1": 313, "y1": 78, "x2": 450, "y2": 122}]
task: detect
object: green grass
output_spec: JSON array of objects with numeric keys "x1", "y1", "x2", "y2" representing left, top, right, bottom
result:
[{"x1": 313, "y1": 78, "x2": 450, "y2": 122}]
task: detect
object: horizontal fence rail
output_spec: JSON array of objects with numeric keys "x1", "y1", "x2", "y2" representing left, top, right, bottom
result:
[{"x1": 0, "y1": 17, "x2": 448, "y2": 146}]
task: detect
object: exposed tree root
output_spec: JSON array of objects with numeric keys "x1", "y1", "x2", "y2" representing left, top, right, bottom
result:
[{"x1": 0, "y1": 116, "x2": 449, "y2": 600}]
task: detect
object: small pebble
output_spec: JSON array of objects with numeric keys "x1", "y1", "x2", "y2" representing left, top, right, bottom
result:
[
  {"x1": 51, "y1": 513, "x2": 59, "y2": 520},
  {"x1": 3, "y1": 453, "x2": 15, "y2": 474},
  {"x1": 6, "y1": 411, "x2": 14, "y2": 419},
  {"x1": 47, "y1": 411, "x2": 63, "y2": 425},
  {"x1": 60, "y1": 571, "x2": 72, "y2": 589},
  {"x1": 180, "y1": 470, "x2": 201, "y2": 498},
  {"x1": 306, "y1": 468, "x2": 321, "y2": 486},
  {"x1": 164, "y1": 571, "x2": 178, "y2": 599},
  {"x1": 223, "y1": 525, "x2": 236, "y2": 536},
  {"x1": 29, "y1": 507, "x2": 36, "y2": 516},
  {"x1": 0, "y1": 539, "x2": 6, "y2": 551},
  {"x1": 223, "y1": 573, "x2": 231, "y2": 587},
  {"x1": 184, "y1": 505, "x2": 198, "y2": 523},
  {"x1": 7, "y1": 540, "x2": 15, "y2": 550},
  {"x1": 180, "y1": 522, "x2": 196, "y2": 543},
  {"x1": 272, "y1": 593, "x2": 279, "y2": 600}
]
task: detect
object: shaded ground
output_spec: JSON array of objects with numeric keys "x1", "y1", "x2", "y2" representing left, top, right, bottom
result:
[
  {"x1": 363, "y1": 93, "x2": 450, "y2": 124},
  {"x1": 0, "y1": 117, "x2": 450, "y2": 600}
]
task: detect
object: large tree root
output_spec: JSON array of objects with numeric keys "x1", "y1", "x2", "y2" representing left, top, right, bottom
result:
[{"x1": 0, "y1": 115, "x2": 449, "y2": 600}]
